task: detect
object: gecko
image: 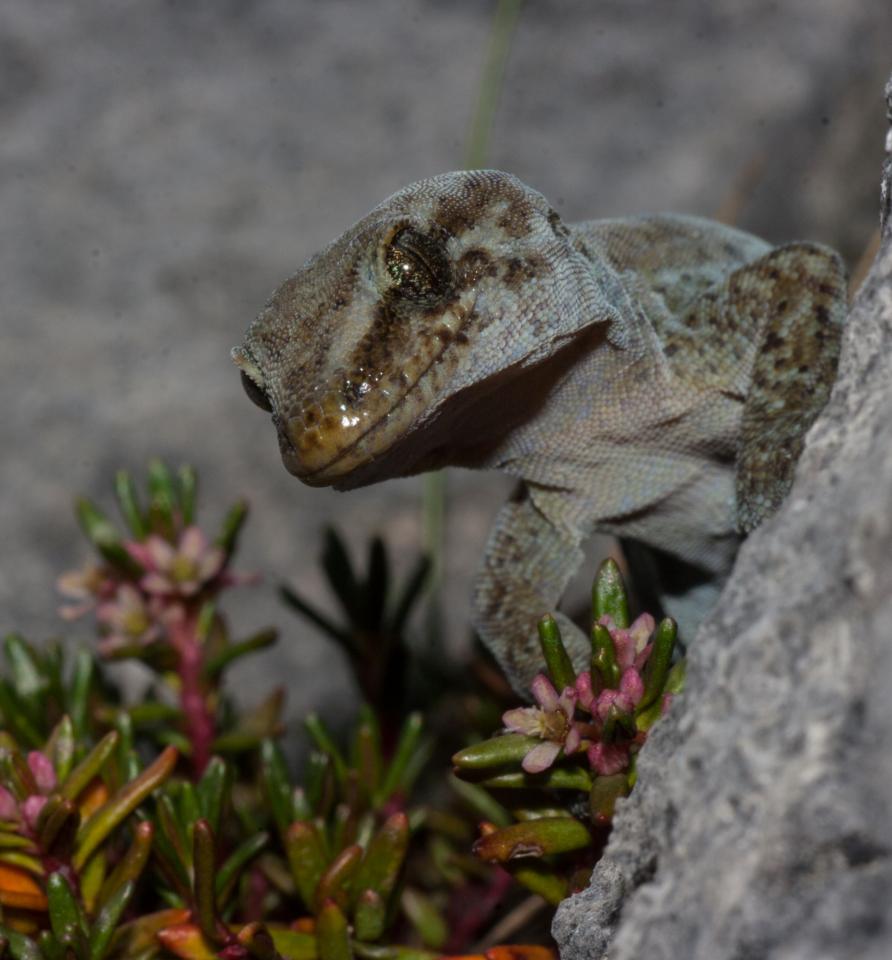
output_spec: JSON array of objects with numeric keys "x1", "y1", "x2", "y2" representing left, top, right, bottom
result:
[{"x1": 232, "y1": 170, "x2": 846, "y2": 692}]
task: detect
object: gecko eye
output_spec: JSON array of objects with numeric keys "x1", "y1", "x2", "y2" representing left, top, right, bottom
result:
[
  {"x1": 240, "y1": 371, "x2": 273, "y2": 412},
  {"x1": 384, "y1": 227, "x2": 451, "y2": 301}
]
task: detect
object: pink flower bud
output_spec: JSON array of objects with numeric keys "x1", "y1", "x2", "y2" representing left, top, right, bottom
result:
[
  {"x1": 588, "y1": 741, "x2": 630, "y2": 776},
  {"x1": 0, "y1": 786, "x2": 17, "y2": 820},
  {"x1": 27, "y1": 751, "x2": 57, "y2": 793},
  {"x1": 22, "y1": 794, "x2": 48, "y2": 831}
]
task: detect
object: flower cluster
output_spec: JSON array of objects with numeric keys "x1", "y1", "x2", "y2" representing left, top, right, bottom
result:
[
  {"x1": 454, "y1": 558, "x2": 685, "y2": 888},
  {"x1": 54, "y1": 461, "x2": 259, "y2": 775},
  {"x1": 58, "y1": 516, "x2": 242, "y2": 659},
  {"x1": 502, "y1": 612, "x2": 664, "y2": 778}
]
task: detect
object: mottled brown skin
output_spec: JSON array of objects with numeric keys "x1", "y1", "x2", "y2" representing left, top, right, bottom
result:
[{"x1": 233, "y1": 171, "x2": 847, "y2": 691}]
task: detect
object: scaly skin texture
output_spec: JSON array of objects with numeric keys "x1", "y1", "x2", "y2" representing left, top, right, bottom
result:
[{"x1": 233, "y1": 171, "x2": 847, "y2": 691}]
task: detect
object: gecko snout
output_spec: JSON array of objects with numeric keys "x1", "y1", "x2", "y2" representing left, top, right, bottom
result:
[{"x1": 278, "y1": 380, "x2": 378, "y2": 484}]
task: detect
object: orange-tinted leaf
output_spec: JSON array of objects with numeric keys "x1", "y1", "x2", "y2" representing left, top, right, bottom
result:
[
  {"x1": 73, "y1": 745, "x2": 177, "y2": 870},
  {"x1": 78, "y1": 778, "x2": 110, "y2": 819},
  {"x1": 485, "y1": 947, "x2": 557, "y2": 960},
  {"x1": 0, "y1": 863, "x2": 47, "y2": 910},
  {"x1": 237, "y1": 921, "x2": 275, "y2": 954},
  {"x1": 472, "y1": 817, "x2": 590, "y2": 863},
  {"x1": 156, "y1": 922, "x2": 217, "y2": 959},
  {"x1": 0, "y1": 906, "x2": 42, "y2": 934},
  {"x1": 314, "y1": 843, "x2": 362, "y2": 912},
  {"x1": 110, "y1": 907, "x2": 191, "y2": 956}
]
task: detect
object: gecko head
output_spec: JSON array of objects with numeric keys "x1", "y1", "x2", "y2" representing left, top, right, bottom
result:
[{"x1": 233, "y1": 170, "x2": 606, "y2": 488}]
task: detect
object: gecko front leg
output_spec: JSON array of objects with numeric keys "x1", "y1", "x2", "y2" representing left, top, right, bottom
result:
[
  {"x1": 735, "y1": 244, "x2": 847, "y2": 531},
  {"x1": 473, "y1": 484, "x2": 590, "y2": 693}
]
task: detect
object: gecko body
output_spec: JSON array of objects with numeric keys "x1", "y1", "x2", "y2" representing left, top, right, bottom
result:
[{"x1": 233, "y1": 171, "x2": 846, "y2": 690}]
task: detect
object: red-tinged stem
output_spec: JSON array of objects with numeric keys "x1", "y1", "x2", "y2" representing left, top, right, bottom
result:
[
  {"x1": 244, "y1": 864, "x2": 269, "y2": 923},
  {"x1": 445, "y1": 867, "x2": 513, "y2": 952},
  {"x1": 40, "y1": 855, "x2": 80, "y2": 899},
  {"x1": 22, "y1": 806, "x2": 80, "y2": 892},
  {"x1": 170, "y1": 612, "x2": 215, "y2": 777}
]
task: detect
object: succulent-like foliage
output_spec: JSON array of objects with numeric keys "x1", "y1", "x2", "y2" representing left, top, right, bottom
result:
[
  {"x1": 280, "y1": 529, "x2": 431, "y2": 724},
  {"x1": 0, "y1": 699, "x2": 176, "y2": 958},
  {"x1": 56, "y1": 461, "x2": 279, "y2": 776},
  {"x1": 452, "y1": 559, "x2": 685, "y2": 900},
  {"x1": 143, "y1": 713, "x2": 541, "y2": 959},
  {"x1": 0, "y1": 633, "x2": 98, "y2": 752},
  {"x1": 257, "y1": 713, "x2": 440, "y2": 950},
  {"x1": 0, "y1": 464, "x2": 559, "y2": 959}
]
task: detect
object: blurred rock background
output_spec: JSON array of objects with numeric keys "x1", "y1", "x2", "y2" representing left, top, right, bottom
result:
[{"x1": 1, "y1": 0, "x2": 889, "y2": 729}]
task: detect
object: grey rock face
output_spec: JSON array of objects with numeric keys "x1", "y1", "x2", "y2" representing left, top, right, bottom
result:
[{"x1": 554, "y1": 74, "x2": 892, "y2": 960}]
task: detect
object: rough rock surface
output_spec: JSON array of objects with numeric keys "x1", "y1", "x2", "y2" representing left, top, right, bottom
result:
[{"x1": 554, "y1": 74, "x2": 892, "y2": 960}]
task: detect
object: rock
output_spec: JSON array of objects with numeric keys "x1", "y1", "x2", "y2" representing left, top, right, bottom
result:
[{"x1": 554, "y1": 73, "x2": 892, "y2": 960}]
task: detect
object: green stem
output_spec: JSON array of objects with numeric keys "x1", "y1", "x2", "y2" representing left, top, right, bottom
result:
[
  {"x1": 465, "y1": 0, "x2": 525, "y2": 169},
  {"x1": 421, "y1": 469, "x2": 446, "y2": 632},
  {"x1": 420, "y1": 0, "x2": 524, "y2": 618}
]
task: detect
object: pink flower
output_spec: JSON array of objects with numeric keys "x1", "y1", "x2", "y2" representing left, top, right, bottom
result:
[
  {"x1": 0, "y1": 751, "x2": 58, "y2": 832},
  {"x1": 587, "y1": 741, "x2": 631, "y2": 776},
  {"x1": 96, "y1": 584, "x2": 165, "y2": 654},
  {"x1": 574, "y1": 613, "x2": 657, "y2": 778},
  {"x1": 599, "y1": 612, "x2": 654, "y2": 672},
  {"x1": 0, "y1": 786, "x2": 17, "y2": 820},
  {"x1": 594, "y1": 668, "x2": 645, "y2": 721},
  {"x1": 28, "y1": 751, "x2": 56, "y2": 793},
  {"x1": 582, "y1": 662, "x2": 645, "y2": 779},
  {"x1": 22, "y1": 795, "x2": 48, "y2": 831},
  {"x1": 575, "y1": 670, "x2": 596, "y2": 711},
  {"x1": 126, "y1": 526, "x2": 225, "y2": 597},
  {"x1": 56, "y1": 562, "x2": 116, "y2": 620},
  {"x1": 502, "y1": 674, "x2": 583, "y2": 773}
]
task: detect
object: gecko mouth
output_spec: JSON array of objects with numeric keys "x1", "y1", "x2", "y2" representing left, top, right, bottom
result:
[{"x1": 280, "y1": 306, "x2": 472, "y2": 485}]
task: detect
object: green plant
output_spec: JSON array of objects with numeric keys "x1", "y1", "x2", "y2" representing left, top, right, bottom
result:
[
  {"x1": 279, "y1": 529, "x2": 430, "y2": 727},
  {"x1": 0, "y1": 464, "x2": 557, "y2": 959},
  {"x1": 56, "y1": 460, "x2": 279, "y2": 776},
  {"x1": 452, "y1": 560, "x2": 684, "y2": 899},
  {"x1": 0, "y1": 681, "x2": 176, "y2": 956}
]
